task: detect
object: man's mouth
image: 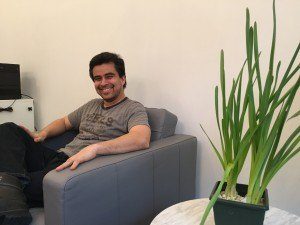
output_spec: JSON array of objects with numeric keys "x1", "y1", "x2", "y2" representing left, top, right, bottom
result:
[{"x1": 99, "y1": 85, "x2": 114, "y2": 94}]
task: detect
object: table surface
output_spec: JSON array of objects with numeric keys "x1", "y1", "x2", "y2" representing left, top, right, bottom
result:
[{"x1": 151, "y1": 198, "x2": 300, "y2": 225}]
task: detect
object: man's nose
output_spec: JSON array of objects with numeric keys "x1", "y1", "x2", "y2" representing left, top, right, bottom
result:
[{"x1": 98, "y1": 78, "x2": 108, "y2": 86}]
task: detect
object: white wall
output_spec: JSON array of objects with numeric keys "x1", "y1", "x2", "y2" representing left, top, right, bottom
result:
[{"x1": 1, "y1": 0, "x2": 299, "y2": 215}]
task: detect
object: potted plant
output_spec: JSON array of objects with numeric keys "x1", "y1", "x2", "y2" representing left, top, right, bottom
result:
[{"x1": 200, "y1": 1, "x2": 299, "y2": 224}]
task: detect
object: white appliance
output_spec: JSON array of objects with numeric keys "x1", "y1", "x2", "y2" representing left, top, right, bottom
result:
[{"x1": 0, "y1": 98, "x2": 35, "y2": 131}]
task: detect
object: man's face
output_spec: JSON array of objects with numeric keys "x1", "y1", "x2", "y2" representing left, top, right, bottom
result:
[{"x1": 92, "y1": 63, "x2": 126, "y2": 104}]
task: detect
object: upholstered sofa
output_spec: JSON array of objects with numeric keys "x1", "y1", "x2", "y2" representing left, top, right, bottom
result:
[{"x1": 29, "y1": 108, "x2": 197, "y2": 225}]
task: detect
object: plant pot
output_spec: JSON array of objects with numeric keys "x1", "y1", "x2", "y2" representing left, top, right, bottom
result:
[{"x1": 209, "y1": 181, "x2": 269, "y2": 225}]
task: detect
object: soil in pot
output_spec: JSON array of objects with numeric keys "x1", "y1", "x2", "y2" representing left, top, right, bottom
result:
[{"x1": 209, "y1": 181, "x2": 269, "y2": 225}]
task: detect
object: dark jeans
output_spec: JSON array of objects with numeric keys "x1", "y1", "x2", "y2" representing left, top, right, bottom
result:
[{"x1": 0, "y1": 122, "x2": 69, "y2": 207}]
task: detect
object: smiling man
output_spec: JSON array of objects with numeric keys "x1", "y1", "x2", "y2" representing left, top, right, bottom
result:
[
  {"x1": 0, "y1": 52, "x2": 151, "y2": 225},
  {"x1": 54, "y1": 53, "x2": 151, "y2": 171}
]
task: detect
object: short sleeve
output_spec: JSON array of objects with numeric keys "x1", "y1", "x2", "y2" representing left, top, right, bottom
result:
[
  {"x1": 68, "y1": 99, "x2": 98, "y2": 130},
  {"x1": 127, "y1": 102, "x2": 149, "y2": 131}
]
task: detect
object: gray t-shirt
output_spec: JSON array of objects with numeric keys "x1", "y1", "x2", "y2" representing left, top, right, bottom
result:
[{"x1": 59, "y1": 97, "x2": 149, "y2": 156}]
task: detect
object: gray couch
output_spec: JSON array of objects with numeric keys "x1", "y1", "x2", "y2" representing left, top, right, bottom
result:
[{"x1": 29, "y1": 108, "x2": 197, "y2": 225}]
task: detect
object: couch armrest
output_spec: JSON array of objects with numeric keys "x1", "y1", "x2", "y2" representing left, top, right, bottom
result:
[{"x1": 43, "y1": 134, "x2": 197, "y2": 225}]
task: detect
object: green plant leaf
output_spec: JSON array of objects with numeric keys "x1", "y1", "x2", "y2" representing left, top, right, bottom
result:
[
  {"x1": 288, "y1": 110, "x2": 300, "y2": 121},
  {"x1": 200, "y1": 164, "x2": 234, "y2": 225},
  {"x1": 200, "y1": 124, "x2": 226, "y2": 169}
]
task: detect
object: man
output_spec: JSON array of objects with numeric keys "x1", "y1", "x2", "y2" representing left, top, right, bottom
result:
[{"x1": 0, "y1": 52, "x2": 151, "y2": 225}]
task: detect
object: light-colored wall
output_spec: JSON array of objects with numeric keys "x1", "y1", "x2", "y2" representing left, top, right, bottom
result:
[{"x1": 1, "y1": 0, "x2": 299, "y2": 216}]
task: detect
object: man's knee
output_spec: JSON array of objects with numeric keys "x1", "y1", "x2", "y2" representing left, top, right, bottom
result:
[
  {"x1": 0, "y1": 122, "x2": 19, "y2": 132},
  {"x1": 0, "y1": 122, "x2": 22, "y2": 135}
]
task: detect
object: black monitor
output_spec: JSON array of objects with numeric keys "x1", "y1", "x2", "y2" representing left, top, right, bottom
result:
[{"x1": 0, "y1": 63, "x2": 21, "y2": 100}]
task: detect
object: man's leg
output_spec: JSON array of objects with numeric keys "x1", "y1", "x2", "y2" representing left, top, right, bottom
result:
[
  {"x1": 0, "y1": 122, "x2": 68, "y2": 224},
  {"x1": 0, "y1": 172, "x2": 32, "y2": 225},
  {"x1": 0, "y1": 122, "x2": 43, "y2": 225},
  {"x1": 0, "y1": 122, "x2": 34, "y2": 181},
  {"x1": 24, "y1": 149, "x2": 68, "y2": 207}
]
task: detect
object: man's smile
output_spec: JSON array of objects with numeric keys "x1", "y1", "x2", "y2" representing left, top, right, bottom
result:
[{"x1": 99, "y1": 85, "x2": 114, "y2": 94}]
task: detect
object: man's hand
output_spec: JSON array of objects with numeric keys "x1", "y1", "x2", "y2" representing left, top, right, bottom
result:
[
  {"x1": 56, "y1": 145, "x2": 98, "y2": 171},
  {"x1": 19, "y1": 125, "x2": 47, "y2": 142}
]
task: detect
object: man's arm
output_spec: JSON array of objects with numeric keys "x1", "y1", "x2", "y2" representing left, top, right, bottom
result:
[
  {"x1": 41, "y1": 116, "x2": 73, "y2": 139},
  {"x1": 20, "y1": 116, "x2": 72, "y2": 142},
  {"x1": 56, "y1": 124, "x2": 151, "y2": 171},
  {"x1": 94, "y1": 125, "x2": 150, "y2": 154}
]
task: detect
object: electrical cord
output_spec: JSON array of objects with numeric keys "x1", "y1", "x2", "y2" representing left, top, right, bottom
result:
[
  {"x1": 0, "y1": 95, "x2": 35, "y2": 130},
  {"x1": 21, "y1": 94, "x2": 33, "y2": 99},
  {"x1": 0, "y1": 94, "x2": 34, "y2": 113},
  {"x1": 0, "y1": 107, "x2": 13, "y2": 112},
  {"x1": 0, "y1": 99, "x2": 17, "y2": 112}
]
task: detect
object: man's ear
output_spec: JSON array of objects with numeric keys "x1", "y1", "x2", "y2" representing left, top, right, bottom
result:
[{"x1": 122, "y1": 75, "x2": 126, "y2": 86}]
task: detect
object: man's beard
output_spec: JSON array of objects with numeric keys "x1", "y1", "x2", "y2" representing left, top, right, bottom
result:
[
  {"x1": 98, "y1": 87, "x2": 121, "y2": 103},
  {"x1": 102, "y1": 94, "x2": 119, "y2": 102}
]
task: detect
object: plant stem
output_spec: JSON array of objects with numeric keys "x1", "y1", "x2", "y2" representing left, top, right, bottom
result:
[
  {"x1": 224, "y1": 172, "x2": 238, "y2": 198},
  {"x1": 200, "y1": 164, "x2": 233, "y2": 225}
]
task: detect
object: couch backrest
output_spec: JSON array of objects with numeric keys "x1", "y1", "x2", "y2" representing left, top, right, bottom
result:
[{"x1": 146, "y1": 108, "x2": 178, "y2": 142}]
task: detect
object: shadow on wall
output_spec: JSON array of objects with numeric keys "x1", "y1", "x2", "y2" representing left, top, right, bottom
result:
[
  {"x1": 128, "y1": 77, "x2": 181, "y2": 117},
  {"x1": 127, "y1": 77, "x2": 153, "y2": 104},
  {"x1": 21, "y1": 73, "x2": 40, "y2": 129}
]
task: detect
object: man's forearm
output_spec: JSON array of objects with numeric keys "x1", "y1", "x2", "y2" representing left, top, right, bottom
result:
[
  {"x1": 55, "y1": 125, "x2": 151, "y2": 171},
  {"x1": 93, "y1": 129, "x2": 150, "y2": 155},
  {"x1": 41, "y1": 117, "x2": 70, "y2": 139}
]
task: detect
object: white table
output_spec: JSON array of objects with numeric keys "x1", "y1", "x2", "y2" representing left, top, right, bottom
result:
[{"x1": 151, "y1": 198, "x2": 300, "y2": 225}]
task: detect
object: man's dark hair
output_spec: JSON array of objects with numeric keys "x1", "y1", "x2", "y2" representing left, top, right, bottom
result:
[{"x1": 89, "y1": 52, "x2": 126, "y2": 88}]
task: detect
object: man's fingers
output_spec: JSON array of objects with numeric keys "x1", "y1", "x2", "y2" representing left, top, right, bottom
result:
[
  {"x1": 56, "y1": 160, "x2": 73, "y2": 171},
  {"x1": 34, "y1": 137, "x2": 43, "y2": 142},
  {"x1": 70, "y1": 161, "x2": 80, "y2": 170},
  {"x1": 56, "y1": 157, "x2": 82, "y2": 171},
  {"x1": 56, "y1": 153, "x2": 86, "y2": 171}
]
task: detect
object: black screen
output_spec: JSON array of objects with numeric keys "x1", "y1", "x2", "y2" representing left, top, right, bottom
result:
[{"x1": 0, "y1": 63, "x2": 21, "y2": 100}]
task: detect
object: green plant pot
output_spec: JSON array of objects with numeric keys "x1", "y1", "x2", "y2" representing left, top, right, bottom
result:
[{"x1": 209, "y1": 181, "x2": 269, "y2": 225}]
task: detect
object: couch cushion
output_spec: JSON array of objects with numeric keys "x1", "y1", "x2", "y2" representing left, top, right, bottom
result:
[{"x1": 146, "y1": 108, "x2": 178, "y2": 141}]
